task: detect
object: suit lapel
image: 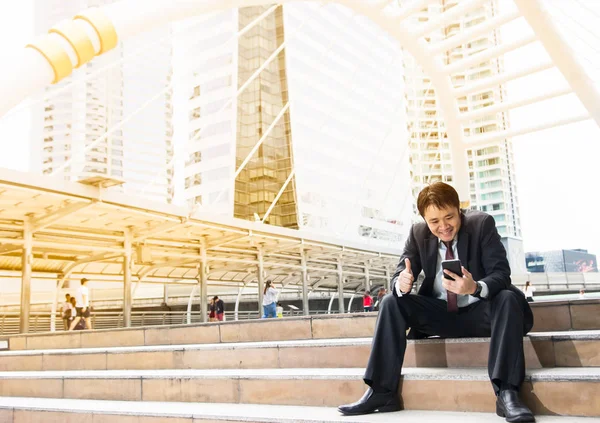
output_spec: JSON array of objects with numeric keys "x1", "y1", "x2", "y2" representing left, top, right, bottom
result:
[
  {"x1": 424, "y1": 235, "x2": 439, "y2": 278},
  {"x1": 457, "y1": 213, "x2": 469, "y2": 266}
]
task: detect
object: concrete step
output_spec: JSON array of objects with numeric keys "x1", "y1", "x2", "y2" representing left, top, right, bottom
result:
[
  {"x1": 7, "y1": 298, "x2": 600, "y2": 351},
  {"x1": 0, "y1": 398, "x2": 597, "y2": 423},
  {"x1": 0, "y1": 367, "x2": 597, "y2": 417},
  {"x1": 1, "y1": 330, "x2": 598, "y2": 372}
]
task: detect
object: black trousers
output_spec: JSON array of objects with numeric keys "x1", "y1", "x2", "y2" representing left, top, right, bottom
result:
[{"x1": 364, "y1": 290, "x2": 527, "y2": 395}]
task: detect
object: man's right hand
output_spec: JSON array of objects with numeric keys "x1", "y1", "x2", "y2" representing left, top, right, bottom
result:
[{"x1": 397, "y1": 258, "x2": 414, "y2": 294}]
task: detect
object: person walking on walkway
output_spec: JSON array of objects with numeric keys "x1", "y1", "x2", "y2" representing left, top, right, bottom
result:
[
  {"x1": 363, "y1": 290, "x2": 373, "y2": 312},
  {"x1": 262, "y1": 280, "x2": 278, "y2": 318},
  {"x1": 61, "y1": 293, "x2": 72, "y2": 330},
  {"x1": 374, "y1": 288, "x2": 386, "y2": 311},
  {"x1": 214, "y1": 296, "x2": 225, "y2": 321},
  {"x1": 208, "y1": 298, "x2": 216, "y2": 322},
  {"x1": 338, "y1": 182, "x2": 535, "y2": 422},
  {"x1": 523, "y1": 281, "x2": 535, "y2": 303},
  {"x1": 69, "y1": 278, "x2": 92, "y2": 330}
]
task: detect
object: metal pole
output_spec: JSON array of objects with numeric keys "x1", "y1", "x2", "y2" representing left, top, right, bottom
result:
[
  {"x1": 200, "y1": 238, "x2": 208, "y2": 323},
  {"x1": 235, "y1": 283, "x2": 245, "y2": 321},
  {"x1": 337, "y1": 257, "x2": 345, "y2": 314},
  {"x1": 257, "y1": 248, "x2": 264, "y2": 318},
  {"x1": 163, "y1": 284, "x2": 168, "y2": 304},
  {"x1": 347, "y1": 293, "x2": 356, "y2": 313},
  {"x1": 50, "y1": 277, "x2": 60, "y2": 332},
  {"x1": 301, "y1": 249, "x2": 309, "y2": 316},
  {"x1": 19, "y1": 217, "x2": 33, "y2": 333},
  {"x1": 123, "y1": 228, "x2": 133, "y2": 327},
  {"x1": 327, "y1": 291, "x2": 336, "y2": 314},
  {"x1": 364, "y1": 262, "x2": 371, "y2": 293},
  {"x1": 187, "y1": 285, "x2": 199, "y2": 324}
]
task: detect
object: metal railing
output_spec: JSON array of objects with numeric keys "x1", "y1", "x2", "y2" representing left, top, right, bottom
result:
[
  {"x1": 3, "y1": 273, "x2": 599, "y2": 336},
  {"x1": 518, "y1": 272, "x2": 600, "y2": 291}
]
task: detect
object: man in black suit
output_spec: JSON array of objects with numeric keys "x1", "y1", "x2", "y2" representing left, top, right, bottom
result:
[{"x1": 339, "y1": 182, "x2": 535, "y2": 422}]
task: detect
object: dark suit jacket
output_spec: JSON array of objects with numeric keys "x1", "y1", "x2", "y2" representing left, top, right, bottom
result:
[{"x1": 392, "y1": 210, "x2": 533, "y2": 336}]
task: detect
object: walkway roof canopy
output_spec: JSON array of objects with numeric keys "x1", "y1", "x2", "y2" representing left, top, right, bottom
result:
[{"x1": 0, "y1": 168, "x2": 401, "y2": 293}]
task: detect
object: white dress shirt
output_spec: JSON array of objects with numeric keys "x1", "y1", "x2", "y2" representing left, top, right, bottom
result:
[
  {"x1": 263, "y1": 287, "x2": 278, "y2": 306},
  {"x1": 76, "y1": 285, "x2": 89, "y2": 307}
]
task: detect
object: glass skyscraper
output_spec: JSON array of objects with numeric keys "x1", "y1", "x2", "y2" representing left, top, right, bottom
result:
[{"x1": 173, "y1": 4, "x2": 410, "y2": 247}]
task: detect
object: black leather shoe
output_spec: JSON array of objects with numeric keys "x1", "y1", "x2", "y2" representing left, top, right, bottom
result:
[
  {"x1": 496, "y1": 389, "x2": 535, "y2": 422},
  {"x1": 338, "y1": 387, "x2": 400, "y2": 415}
]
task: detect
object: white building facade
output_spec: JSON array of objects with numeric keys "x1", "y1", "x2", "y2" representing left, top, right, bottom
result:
[
  {"x1": 405, "y1": 0, "x2": 521, "y2": 238},
  {"x1": 283, "y1": 3, "x2": 411, "y2": 244}
]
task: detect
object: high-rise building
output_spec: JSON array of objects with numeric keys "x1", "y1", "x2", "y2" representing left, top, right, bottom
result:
[
  {"x1": 120, "y1": 26, "x2": 174, "y2": 202},
  {"x1": 405, "y1": 0, "x2": 521, "y2": 237},
  {"x1": 31, "y1": 3, "x2": 411, "y2": 247},
  {"x1": 173, "y1": 4, "x2": 411, "y2": 246},
  {"x1": 526, "y1": 249, "x2": 598, "y2": 273},
  {"x1": 284, "y1": 4, "x2": 410, "y2": 244},
  {"x1": 171, "y1": 10, "x2": 239, "y2": 215},
  {"x1": 234, "y1": 6, "x2": 297, "y2": 228}
]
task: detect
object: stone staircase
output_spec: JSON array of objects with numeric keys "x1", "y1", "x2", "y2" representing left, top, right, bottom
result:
[{"x1": 0, "y1": 299, "x2": 599, "y2": 422}]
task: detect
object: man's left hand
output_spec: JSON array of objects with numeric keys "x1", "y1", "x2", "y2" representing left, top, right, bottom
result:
[{"x1": 443, "y1": 266, "x2": 478, "y2": 295}]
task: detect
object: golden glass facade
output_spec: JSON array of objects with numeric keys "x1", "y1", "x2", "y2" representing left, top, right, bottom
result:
[{"x1": 235, "y1": 6, "x2": 298, "y2": 229}]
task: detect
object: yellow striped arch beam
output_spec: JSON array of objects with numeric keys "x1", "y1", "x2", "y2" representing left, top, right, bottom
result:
[{"x1": 25, "y1": 7, "x2": 118, "y2": 84}]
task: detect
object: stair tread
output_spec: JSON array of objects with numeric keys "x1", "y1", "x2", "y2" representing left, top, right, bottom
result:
[
  {"x1": 3, "y1": 329, "x2": 600, "y2": 356},
  {"x1": 0, "y1": 397, "x2": 595, "y2": 422},
  {"x1": 0, "y1": 337, "x2": 374, "y2": 356},
  {"x1": 1, "y1": 366, "x2": 599, "y2": 381}
]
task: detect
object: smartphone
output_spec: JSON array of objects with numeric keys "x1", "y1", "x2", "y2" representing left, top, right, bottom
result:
[{"x1": 442, "y1": 259, "x2": 463, "y2": 280}]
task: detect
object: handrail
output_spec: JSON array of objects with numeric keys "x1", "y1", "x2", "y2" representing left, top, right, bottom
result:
[
  {"x1": 3, "y1": 281, "x2": 598, "y2": 335},
  {"x1": 0, "y1": 309, "x2": 332, "y2": 335}
]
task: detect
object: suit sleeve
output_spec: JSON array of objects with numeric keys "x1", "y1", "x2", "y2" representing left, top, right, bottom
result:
[
  {"x1": 392, "y1": 225, "x2": 422, "y2": 297},
  {"x1": 479, "y1": 214, "x2": 511, "y2": 299}
]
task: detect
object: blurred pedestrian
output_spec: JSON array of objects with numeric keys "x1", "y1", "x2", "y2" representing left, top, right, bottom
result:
[
  {"x1": 214, "y1": 296, "x2": 225, "y2": 321},
  {"x1": 61, "y1": 294, "x2": 72, "y2": 330},
  {"x1": 523, "y1": 281, "x2": 535, "y2": 303},
  {"x1": 374, "y1": 288, "x2": 386, "y2": 311},
  {"x1": 262, "y1": 280, "x2": 278, "y2": 318},
  {"x1": 70, "y1": 278, "x2": 92, "y2": 330},
  {"x1": 208, "y1": 298, "x2": 216, "y2": 322},
  {"x1": 363, "y1": 290, "x2": 373, "y2": 312}
]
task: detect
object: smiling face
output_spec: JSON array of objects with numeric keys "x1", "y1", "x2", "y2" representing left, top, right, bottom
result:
[{"x1": 423, "y1": 205, "x2": 461, "y2": 243}]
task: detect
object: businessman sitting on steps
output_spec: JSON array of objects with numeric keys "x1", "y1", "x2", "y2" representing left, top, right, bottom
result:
[{"x1": 338, "y1": 182, "x2": 535, "y2": 422}]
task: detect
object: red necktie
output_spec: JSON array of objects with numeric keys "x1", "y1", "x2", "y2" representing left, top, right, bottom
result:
[{"x1": 444, "y1": 241, "x2": 458, "y2": 313}]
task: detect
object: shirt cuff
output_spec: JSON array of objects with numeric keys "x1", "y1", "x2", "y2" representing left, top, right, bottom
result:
[
  {"x1": 477, "y1": 281, "x2": 489, "y2": 298},
  {"x1": 393, "y1": 277, "x2": 404, "y2": 297}
]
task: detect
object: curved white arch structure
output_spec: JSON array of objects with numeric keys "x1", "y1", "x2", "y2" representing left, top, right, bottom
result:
[{"x1": 1, "y1": 0, "x2": 600, "y2": 200}]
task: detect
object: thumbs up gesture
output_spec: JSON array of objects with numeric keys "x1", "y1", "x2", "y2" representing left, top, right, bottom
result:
[{"x1": 397, "y1": 258, "x2": 415, "y2": 294}]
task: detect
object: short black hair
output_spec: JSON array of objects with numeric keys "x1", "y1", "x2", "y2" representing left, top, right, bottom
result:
[
  {"x1": 417, "y1": 182, "x2": 460, "y2": 217},
  {"x1": 213, "y1": 295, "x2": 218, "y2": 300}
]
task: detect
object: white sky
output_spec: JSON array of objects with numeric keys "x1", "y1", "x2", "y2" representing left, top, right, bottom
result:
[
  {"x1": 0, "y1": 0, "x2": 33, "y2": 171},
  {"x1": 1, "y1": 0, "x2": 600, "y2": 256}
]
